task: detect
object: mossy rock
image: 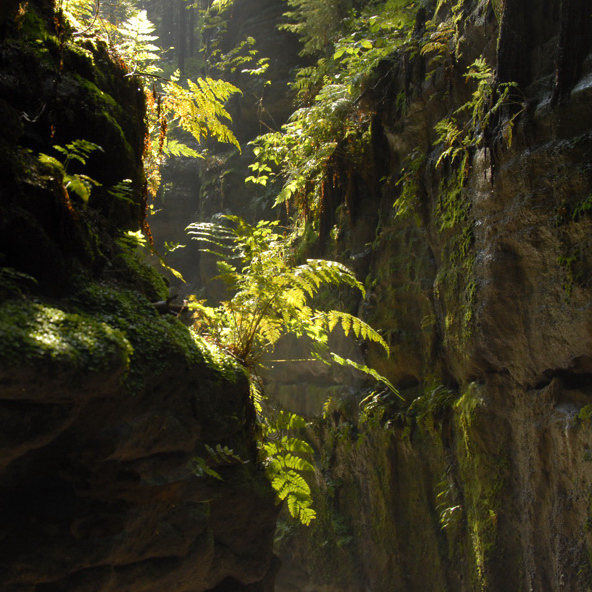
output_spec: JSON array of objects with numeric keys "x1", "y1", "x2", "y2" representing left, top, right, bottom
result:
[{"x1": 0, "y1": 300, "x2": 132, "y2": 373}]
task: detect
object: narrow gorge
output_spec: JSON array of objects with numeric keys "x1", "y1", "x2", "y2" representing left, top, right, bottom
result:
[{"x1": 1, "y1": 0, "x2": 592, "y2": 591}]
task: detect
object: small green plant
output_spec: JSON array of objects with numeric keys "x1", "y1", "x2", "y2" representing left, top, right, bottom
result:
[
  {"x1": 393, "y1": 148, "x2": 426, "y2": 219},
  {"x1": 434, "y1": 57, "x2": 524, "y2": 179},
  {"x1": 572, "y1": 194, "x2": 592, "y2": 220},
  {"x1": 116, "y1": 229, "x2": 184, "y2": 282},
  {"x1": 435, "y1": 476, "x2": 462, "y2": 530},
  {"x1": 189, "y1": 444, "x2": 246, "y2": 481},
  {"x1": 579, "y1": 404, "x2": 592, "y2": 422},
  {"x1": 186, "y1": 215, "x2": 397, "y2": 523},
  {"x1": 38, "y1": 139, "x2": 103, "y2": 204}
]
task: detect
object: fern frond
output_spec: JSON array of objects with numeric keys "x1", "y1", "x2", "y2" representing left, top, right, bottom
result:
[
  {"x1": 324, "y1": 311, "x2": 389, "y2": 355},
  {"x1": 189, "y1": 456, "x2": 223, "y2": 481},
  {"x1": 264, "y1": 437, "x2": 314, "y2": 456},
  {"x1": 330, "y1": 352, "x2": 400, "y2": 398},
  {"x1": 271, "y1": 469, "x2": 312, "y2": 500},
  {"x1": 270, "y1": 453, "x2": 315, "y2": 473},
  {"x1": 204, "y1": 444, "x2": 245, "y2": 466},
  {"x1": 264, "y1": 410, "x2": 308, "y2": 436}
]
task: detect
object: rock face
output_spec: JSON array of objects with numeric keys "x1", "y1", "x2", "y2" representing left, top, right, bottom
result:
[
  {"x1": 0, "y1": 350, "x2": 278, "y2": 592},
  {"x1": 273, "y1": 0, "x2": 592, "y2": 590},
  {"x1": 0, "y1": 3, "x2": 278, "y2": 590},
  {"x1": 148, "y1": 0, "x2": 302, "y2": 295}
]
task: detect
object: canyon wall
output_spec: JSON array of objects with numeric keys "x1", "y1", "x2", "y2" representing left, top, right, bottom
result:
[
  {"x1": 0, "y1": 2, "x2": 278, "y2": 590},
  {"x1": 272, "y1": 0, "x2": 592, "y2": 590}
]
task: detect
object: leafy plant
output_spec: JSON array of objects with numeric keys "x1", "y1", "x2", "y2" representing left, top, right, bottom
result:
[
  {"x1": 261, "y1": 411, "x2": 317, "y2": 525},
  {"x1": 434, "y1": 57, "x2": 524, "y2": 175},
  {"x1": 115, "y1": 10, "x2": 161, "y2": 76},
  {"x1": 279, "y1": 0, "x2": 349, "y2": 57},
  {"x1": 187, "y1": 215, "x2": 392, "y2": 376},
  {"x1": 247, "y1": 0, "x2": 417, "y2": 222},
  {"x1": 186, "y1": 214, "x2": 397, "y2": 523},
  {"x1": 38, "y1": 139, "x2": 103, "y2": 204},
  {"x1": 435, "y1": 475, "x2": 462, "y2": 530},
  {"x1": 116, "y1": 229, "x2": 184, "y2": 281},
  {"x1": 189, "y1": 444, "x2": 246, "y2": 481},
  {"x1": 60, "y1": 0, "x2": 241, "y2": 202},
  {"x1": 162, "y1": 75, "x2": 241, "y2": 152}
]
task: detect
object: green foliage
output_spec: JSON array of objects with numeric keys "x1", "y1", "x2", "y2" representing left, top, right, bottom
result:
[
  {"x1": 117, "y1": 229, "x2": 185, "y2": 282},
  {"x1": 187, "y1": 215, "x2": 395, "y2": 523},
  {"x1": 162, "y1": 75, "x2": 241, "y2": 152},
  {"x1": 421, "y1": 0, "x2": 467, "y2": 69},
  {"x1": 209, "y1": 35, "x2": 269, "y2": 77},
  {"x1": 435, "y1": 475, "x2": 462, "y2": 530},
  {"x1": 434, "y1": 57, "x2": 524, "y2": 179},
  {"x1": 261, "y1": 411, "x2": 316, "y2": 525},
  {"x1": 38, "y1": 139, "x2": 103, "y2": 204},
  {"x1": 393, "y1": 148, "x2": 426, "y2": 219},
  {"x1": 579, "y1": 404, "x2": 592, "y2": 423},
  {"x1": 331, "y1": 1, "x2": 417, "y2": 72},
  {"x1": 248, "y1": 83, "x2": 367, "y2": 219},
  {"x1": 60, "y1": 0, "x2": 241, "y2": 200},
  {"x1": 115, "y1": 10, "x2": 161, "y2": 76},
  {"x1": 572, "y1": 194, "x2": 592, "y2": 220},
  {"x1": 62, "y1": 0, "x2": 156, "y2": 75},
  {"x1": 280, "y1": 0, "x2": 348, "y2": 56},
  {"x1": 187, "y1": 215, "x2": 390, "y2": 374},
  {"x1": 407, "y1": 384, "x2": 457, "y2": 435},
  {"x1": 190, "y1": 444, "x2": 246, "y2": 481},
  {"x1": 248, "y1": 0, "x2": 417, "y2": 221}
]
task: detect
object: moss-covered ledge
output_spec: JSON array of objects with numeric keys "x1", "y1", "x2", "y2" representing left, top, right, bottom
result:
[{"x1": 0, "y1": 278, "x2": 246, "y2": 398}]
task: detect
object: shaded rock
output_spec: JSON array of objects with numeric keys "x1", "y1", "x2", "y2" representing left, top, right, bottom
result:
[{"x1": 0, "y1": 1, "x2": 280, "y2": 590}]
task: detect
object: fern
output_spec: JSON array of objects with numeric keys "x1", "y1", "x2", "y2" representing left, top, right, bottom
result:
[
  {"x1": 38, "y1": 140, "x2": 103, "y2": 205},
  {"x1": 435, "y1": 58, "x2": 524, "y2": 169},
  {"x1": 187, "y1": 215, "x2": 391, "y2": 374},
  {"x1": 162, "y1": 76, "x2": 241, "y2": 152},
  {"x1": 187, "y1": 216, "x2": 400, "y2": 524},
  {"x1": 60, "y1": 1, "x2": 242, "y2": 201},
  {"x1": 189, "y1": 444, "x2": 246, "y2": 482},
  {"x1": 262, "y1": 411, "x2": 316, "y2": 525}
]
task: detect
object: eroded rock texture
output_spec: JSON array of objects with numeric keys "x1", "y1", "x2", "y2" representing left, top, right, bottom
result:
[
  {"x1": 0, "y1": 2, "x2": 278, "y2": 590},
  {"x1": 0, "y1": 358, "x2": 278, "y2": 592},
  {"x1": 274, "y1": 0, "x2": 592, "y2": 590}
]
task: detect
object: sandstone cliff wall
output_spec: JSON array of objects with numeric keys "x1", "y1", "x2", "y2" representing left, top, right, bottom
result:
[
  {"x1": 274, "y1": 1, "x2": 592, "y2": 590},
  {"x1": 0, "y1": 2, "x2": 278, "y2": 590}
]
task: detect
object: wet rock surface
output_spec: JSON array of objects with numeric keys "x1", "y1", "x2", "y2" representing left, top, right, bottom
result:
[
  {"x1": 274, "y1": 0, "x2": 592, "y2": 590},
  {"x1": 0, "y1": 2, "x2": 279, "y2": 590}
]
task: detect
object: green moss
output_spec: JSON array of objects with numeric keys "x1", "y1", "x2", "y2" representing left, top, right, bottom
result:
[
  {"x1": 453, "y1": 383, "x2": 509, "y2": 589},
  {"x1": 73, "y1": 75, "x2": 135, "y2": 162},
  {"x1": 70, "y1": 282, "x2": 242, "y2": 390},
  {"x1": 0, "y1": 300, "x2": 132, "y2": 372},
  {"x1": 572, "y1": 193, "x2": 592, "y2": 220},
  {"x1": 19, "y1": 6, "x2": 49, "y2": 43},
  {"x1": 190, "y1": 329, "x2": 243, "y2": 383},
  {"x1": 116, "y1": 250, "x2": 169, "y2": 301},
  {"x1": 71, "y1": 283, "x2": 195, "y2": 389}
]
